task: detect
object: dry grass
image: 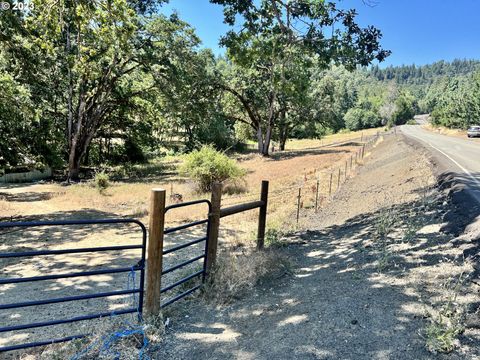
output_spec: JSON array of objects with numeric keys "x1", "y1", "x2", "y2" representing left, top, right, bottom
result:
[
  {"x1": 282, "y1": 127, "x2": 385, "y2": 150},
  {"x1": 21, "y1": 315, "x2": 164, "y2": 360},
  {"x1": 203, "y1": 249, "x2": 291, "y2": 305},
  {"x1": 0, "y1": 128, "x2": 381, "y2": 248},
  {"x1": 423, "y1": 124, "x2": 468, "y2": 138}
]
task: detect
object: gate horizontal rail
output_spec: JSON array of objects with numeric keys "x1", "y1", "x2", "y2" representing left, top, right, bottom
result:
[
  {"x1": 0, "y1": 218, "x2": 147, "y2": 353},
  {"x1": 162, "y1": 236, "x2": 207, "y2": 255},
  {"x1": 0, "y1": 265, "x2": 142, "y2": 285},
  {"x1": 219, "y1": 200, "x2": 265, "y2": 218}
]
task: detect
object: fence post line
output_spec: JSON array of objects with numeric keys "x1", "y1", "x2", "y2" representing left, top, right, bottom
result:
[
  {"x1": 206, "y1": 182, "x2": 222, "y2": 274},
  {"x1": 329, "y1": 172, "x2": 333, "y2": 196},
  {"x1": 315, "y1": 179, "x2": 319, "y2": 213},
  {"x1": 257, "y1": 180, "x2": 269, "y2": 250},
  {"x1": 145, "y1": 188, "x2": 166, "y2": 317},
  {"x1": 337, "y1": 168, "x2": 341, "y2": 190},
  {"x1": 296, "y1": 188, "x2": 301, "y2": 224}
]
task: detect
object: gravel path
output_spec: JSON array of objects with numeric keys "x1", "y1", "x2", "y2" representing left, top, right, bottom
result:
[{"x1": 155, "y1": 134, "x2": 480, "y2": 360}]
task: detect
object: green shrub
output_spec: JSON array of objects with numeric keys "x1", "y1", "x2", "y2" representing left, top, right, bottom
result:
[
  {"x1": 94, "y1": 172, "x2": 110, "y2": 192},
  {"x1": 180, "y1": 146, "x2": 246, "y2": 193},
  {"x1": 265, "y1": 228, "x2": 287, "y2": 247}
]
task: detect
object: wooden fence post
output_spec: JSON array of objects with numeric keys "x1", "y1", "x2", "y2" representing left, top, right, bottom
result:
[
  {"x1": 296, "y1": 187, "x2": 301, "y2": 224},
  {"x1": 206, "y1": 182, "x2": 222, "y2": 274},
  {"x1": 337, "y1": 168, "x2": 341, "y2": 190},
  {"x1": 257, "y1": 180, "x2": 269, "y2": 249},
  {"x1": 145, "y1": 188, "x2": 166, "y2": 317},
  {"x1": 329, "y1": 172, "x2": 333, "y2": 196},
  {"x1": 315, "y1": 179, "x2": 319, "y2": 213},
  {"x1": 350, "y1": 155, "x2": 353, "y2": 171},
  {"x1": 344, "y1": 161, "x2": 348, "y2": 181}
]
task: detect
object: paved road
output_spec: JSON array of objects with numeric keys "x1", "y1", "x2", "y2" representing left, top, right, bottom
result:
[{"x1": 401, "y1": 125, "x2": 480, "y2": 203}]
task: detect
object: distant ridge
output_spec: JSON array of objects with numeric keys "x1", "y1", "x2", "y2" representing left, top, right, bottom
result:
[{"x1": 367, "y1": 59, "x2": 480, "y2": 85}]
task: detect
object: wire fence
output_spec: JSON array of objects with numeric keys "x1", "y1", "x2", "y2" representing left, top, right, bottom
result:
[
  {"x1": 223, "y1": 131, "x2": 384, "y2": 224},
  {"x1": 243, "y1": 130, "x2": 376, "y2": 153}
]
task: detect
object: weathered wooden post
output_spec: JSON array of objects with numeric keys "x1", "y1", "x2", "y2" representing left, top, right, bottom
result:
[
  {"x1": 257, "y1": 180, "x2": 269, "y2": 249},
  {"x1": 345, "y1": 161, "x2": 348, "y2": 181},
  {"x1": 296, "y1": 188, "x2": 301, "y2": 224},
  {"x1": 350, "y1": 155, "x2": 353, "y2": 170},
  {"x1": 337, "y1": 168, "x2": 341, "y2": 190},
  {"x1": 329, "y1": 172, "x2": 333, "y2": 196},
  {"x1": 315, "y1": 178, "x2": 320, "y2": 213},
  {"x1": 206, "y1": 182, "x2": 222, "y2": 274},
  {"x1": 145, "y1": 188, "x2": 166, "y2": 316}
]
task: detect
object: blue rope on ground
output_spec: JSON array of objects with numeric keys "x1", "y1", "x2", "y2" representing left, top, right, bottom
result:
[{"x1": 70, "y1": 267, "x2": 150, "y2": 360}]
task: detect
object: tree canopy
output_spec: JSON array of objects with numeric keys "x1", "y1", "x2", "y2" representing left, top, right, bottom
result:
[
  {"x1": 212, "y1": 0, "x2": 390, "y2": 154},
  {"x1": 3, "y1": 1, "x2": 474, "y2": 179}
]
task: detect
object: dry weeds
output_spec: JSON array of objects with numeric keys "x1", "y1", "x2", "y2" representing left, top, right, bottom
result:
[
  {"x1": 203, "y1": 249, "x2": 291, "y2": 305},
  {"x1": 19, "y1": 315, "x2": 164, "y2": 360}
]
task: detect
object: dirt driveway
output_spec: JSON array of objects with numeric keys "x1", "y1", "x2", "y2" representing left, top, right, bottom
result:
[{"x1": 155, "y1": 135, "x2": 480, "y2": 359}]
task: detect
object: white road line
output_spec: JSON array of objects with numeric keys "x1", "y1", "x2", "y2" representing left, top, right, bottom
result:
[{"x1": 403, "y1": 129, "x2": 480, "y2": 188}]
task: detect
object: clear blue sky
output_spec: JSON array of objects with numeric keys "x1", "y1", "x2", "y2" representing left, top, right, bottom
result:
[{"x1": 160, "y1": 0, "x2": 480, "y2": 67}]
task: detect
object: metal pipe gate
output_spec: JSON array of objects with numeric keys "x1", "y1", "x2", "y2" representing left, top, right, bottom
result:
[{"x1": 0, "y1": 218, "x2": 147, "y2": 352}]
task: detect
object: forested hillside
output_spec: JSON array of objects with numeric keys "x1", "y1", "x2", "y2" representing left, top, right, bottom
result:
[
  {"x1": 0, "y1": 0, "x2": 478, "y2": 178},
  {"x1": 366, "y1": 59, "x2": 480, "y2": 129},
  {"x1": 369, "y1": 59, "x2": 480, "y2": 84}
]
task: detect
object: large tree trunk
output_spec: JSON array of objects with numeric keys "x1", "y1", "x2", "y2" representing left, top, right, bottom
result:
[
  {"x1": 263, "y1": 123, "x2": 272, "y2": 155},
  {"x1": 67, "y1": 105, "x2": 103, "y2": 181},
  {"x1": 256, "y1": 125, "x2": 272, "y2": 156},
  {"x1": 68, "y1": 132, "x2": 96, "y2": 181},
  {"x1": 256, "y1": 127, "x2": 264, "y2": 153},
  {"x1": 68, "y1": 140, "x2": 82, "y2": 181},
  {"x1": 278, "y1": 110, "x2": 288, "y2": 151}
]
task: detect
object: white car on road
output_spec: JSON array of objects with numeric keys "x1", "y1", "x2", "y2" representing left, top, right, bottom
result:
[{"x1": 467, "y1": 125, "x2": 480, "y2": 138}]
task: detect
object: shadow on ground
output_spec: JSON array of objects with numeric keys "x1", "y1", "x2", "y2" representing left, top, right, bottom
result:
[{"x1": 156, "y1": 189, "x2": 480, "y2": 359}]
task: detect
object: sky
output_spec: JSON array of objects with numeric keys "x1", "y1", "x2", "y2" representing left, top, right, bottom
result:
[{"x1": 160, "y1": 0, "x2": 480, "y2": 67}]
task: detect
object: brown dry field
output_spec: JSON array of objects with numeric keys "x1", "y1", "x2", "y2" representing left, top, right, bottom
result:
[
  {"x1": 0, "y1": 128, "x2": 383, "y2": 353},
  {"x1": 0, "y1": 127, "x2": 384, "y2": 235}
]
